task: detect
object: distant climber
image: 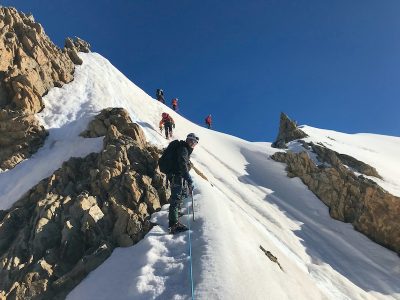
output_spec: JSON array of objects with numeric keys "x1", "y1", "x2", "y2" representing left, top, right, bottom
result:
[
  {"x1": 205, "y1": 114, "x2": 212, "y2": 129},
  {"x1": 159, "y1": 112, "x2": 175, "y2": 139},
  {"x1": 156, "y1": 88, "x2": 165, "y2": 103},
  {"x1": 171, "y1": 98, "x2": 178, "y2": 111},
  {"x1": 158, "y1": 133, "x2": 199, "y2": 234}
]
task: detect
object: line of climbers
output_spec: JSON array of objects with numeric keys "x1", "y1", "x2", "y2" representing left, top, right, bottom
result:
[{"x1": 156, "y1": 88, "x2": 212, "y2": 133}]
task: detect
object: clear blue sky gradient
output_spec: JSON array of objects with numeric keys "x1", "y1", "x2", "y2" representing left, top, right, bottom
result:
[{"x1": 3, "y1": 0, "x2": 400, "y2": 141}]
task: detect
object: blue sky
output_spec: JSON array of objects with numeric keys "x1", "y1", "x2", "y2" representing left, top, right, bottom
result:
[{"x1": 3, "y1": 0, "x2": 400, "y2": 141}]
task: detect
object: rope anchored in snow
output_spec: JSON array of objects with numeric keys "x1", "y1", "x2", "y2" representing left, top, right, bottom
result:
[{"x1": 187, "y1": 189, "x2": 195, "y2": 300}]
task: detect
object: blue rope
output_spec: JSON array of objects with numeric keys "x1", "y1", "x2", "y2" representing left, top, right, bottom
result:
[{"x1": 186, "y1": 194, "x2": 195, "y2": 300}]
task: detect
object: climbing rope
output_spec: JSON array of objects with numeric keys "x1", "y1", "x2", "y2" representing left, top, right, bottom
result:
[{"x1": 186, "y1": 190, "x2": 195, "y2": 300}]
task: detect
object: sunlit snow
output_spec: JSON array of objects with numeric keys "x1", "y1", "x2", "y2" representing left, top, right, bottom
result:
[{"x1": 1, "y1": 53, "x2": 399, "y2": 300}]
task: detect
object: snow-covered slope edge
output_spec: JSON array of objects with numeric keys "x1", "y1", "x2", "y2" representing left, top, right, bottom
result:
[
  {"x1": 301, "y1": 125, "x2": 400, "y2": 197},
  {"x1": 0, "y1": 52, "x2": 399, "y2": 299},
  {"x1": 67, "y1": 54, "x2": 399, "y2": 300},
  {"x1": 270, "y1": 116, "x2": 400, "y2": 254}
]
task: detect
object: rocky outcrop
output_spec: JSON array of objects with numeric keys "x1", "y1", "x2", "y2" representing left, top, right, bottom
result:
[
  {"x1": 0, "y1": 7, "x2": 90, "y2": 170},
  {"x1": 271, "y1": 145, "x2": 400, "y2": 254},
  {"x1": 0, "y1": 109, "x2": 48, "y2": 169},
  {"x1": 271, "y1": 113, "x2": 308, "y2": 148},
  {"x1": 64, "y1": 37, "x2": 90, "y2": 65},
  {"x1": 0, "y1": 108, "x2": 170, "y2": 299}
]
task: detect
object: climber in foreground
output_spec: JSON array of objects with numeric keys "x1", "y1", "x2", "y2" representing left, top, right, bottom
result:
[
  {"x1": 158, "y1": 133, "x2": 200, "y2": 234},
  {"x1": 156, "y1": 88, "x2": 165, "y2": 103},
  {"x1": 159, "y1": 112, "x2": 175, "y2": 139},
  {"x1": 205, "y1": 114, "x2": 212, "y2": 129}
]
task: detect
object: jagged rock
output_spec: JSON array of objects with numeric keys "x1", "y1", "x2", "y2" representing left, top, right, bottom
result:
[
  {"x1": 64, "y1": 37, "x2": 90, "y2": 65},
  {"x1": 338, "y1": 153, "x2": 382, "y2": 178},
  {"x1": 271, "y1": 113, "x2": 308, "y2": 148},
  {"x1": 0, "y1": 109, "x2": 48, "y2": 169},
  {"x1": 65, "y1": 36, "x2": 91, "y2": 54},
  {"x1": 0, "y1": 108, "x2": 169, "y2": 299},
  {"x1": 0, "y1": 7, "x2": 75, "y2": 111},
  {"x1": 307, "y1": 142, "x2": 382, "y2": 179},
  {"x1": 0, "y1": 7, "x2": 86, "y2": 170},
  {"x1": 271, "y1": 147, "x2": 400, "y2": 254}
]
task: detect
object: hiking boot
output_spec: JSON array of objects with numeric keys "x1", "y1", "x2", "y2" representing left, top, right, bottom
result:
[{"x1": 169, "y1": 221, "x2": 188, "y2": 234}]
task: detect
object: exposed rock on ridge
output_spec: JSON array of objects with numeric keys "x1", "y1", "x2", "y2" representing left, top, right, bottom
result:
[
  {"x1": 0, "y1": 108, "x2": 169, "y2": 299},
  {"x1": 0, "y1": 7, "x2": 90, "y2": 169},
  {"x1": 271, "y1": 112, "x2": 308, "y2": 148},
  {"x1": 64, "y1": 37, "x2": 90, "y2": 65},
  {"x1": 271, "y1": 144, "x2": 400, "y2": 254}
]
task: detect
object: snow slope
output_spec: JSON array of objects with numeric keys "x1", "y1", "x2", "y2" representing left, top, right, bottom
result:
[
  {"x1": 299, "y1": 126, "x2": 400, "y2": 197},
  {"x1": 1, "y1": 53, "x2": 399, "y2": 299}
]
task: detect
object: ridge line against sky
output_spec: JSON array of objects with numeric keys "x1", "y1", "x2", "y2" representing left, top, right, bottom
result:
[{"x1": 2, "y1": 0, "x2": 400, "y2": 141}]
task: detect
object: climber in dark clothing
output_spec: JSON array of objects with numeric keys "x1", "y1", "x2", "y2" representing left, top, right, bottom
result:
[{"x1": 165, "y1": 133, "x2": 199, "y2": 233}]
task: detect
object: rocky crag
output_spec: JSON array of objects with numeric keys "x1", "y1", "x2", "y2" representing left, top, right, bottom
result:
[
  {"x1": 0, "y1": 108, "x2": 170, "y2": 299},
  {"x1": 0, "y1": 7, "x2": 89, "y2": 170},
  {"x1": 271, "y1": 112, "x2": 308, "y2": 148},
  {"x1": 271, "y1": 115, "x2": 400, "y2": 254}
]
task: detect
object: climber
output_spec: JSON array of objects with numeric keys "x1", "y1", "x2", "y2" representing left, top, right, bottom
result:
[
  {"x1": 156, "y1": 88, "x2": 165, "y2": 103},
  {"x1": 171, "y1": 98, "x2": 178, "y2": 111},
  {"x1": 159, "y1": 112, "x2": 175, "y2": 139},
  {"x1": 205, "y1": 114, "x2": 212, "y2": 129},
  {"x1": 158, "y1": 133, "x2": 200, "y2": 234}
]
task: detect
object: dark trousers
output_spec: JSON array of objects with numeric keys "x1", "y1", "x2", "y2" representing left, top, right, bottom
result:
[
  {"x1": 164, "y1": 122, "x2": 173, "y2": 138},
  {"x1": 168, "y1": 176, "x2": 187, "y2": 227},
  {"x1": 157, "y1": 96, "x2": 165, "y2": 103}
]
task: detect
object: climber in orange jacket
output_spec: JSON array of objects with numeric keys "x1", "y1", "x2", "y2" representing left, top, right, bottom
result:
[
  {"x1": 171, "y1": 98, "x2": 178, "y2": 111},
  {"x1": 159, "y1": 112, "x2": 175, "y2": 139}
]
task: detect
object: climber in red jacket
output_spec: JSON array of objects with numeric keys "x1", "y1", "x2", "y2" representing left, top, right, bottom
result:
[{"x1": 205, "y1": 114, "x2": 212, "y2": 129}]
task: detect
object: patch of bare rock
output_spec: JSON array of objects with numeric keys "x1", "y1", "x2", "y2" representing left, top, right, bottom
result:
[
  {"x1": 0, "y1": 7, "x2": 89, "y2": 170},
  {"x1": 271, "y1": 113, "x2": 400, "y2": 255},
  {"x1": 0, "y1": 108, "x2": 170, "y2": 299}
]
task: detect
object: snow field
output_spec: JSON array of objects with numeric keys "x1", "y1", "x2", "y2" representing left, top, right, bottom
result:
[{"x1": 1, "y1": 52, "x2": 399, "y2": 299}]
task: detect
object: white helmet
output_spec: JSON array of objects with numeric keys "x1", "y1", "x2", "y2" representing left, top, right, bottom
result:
[{"x1": 186, "y1": 133, "x2": 199, "y2": 143}]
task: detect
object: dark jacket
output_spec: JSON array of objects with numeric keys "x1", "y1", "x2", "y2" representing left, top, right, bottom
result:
[{"x1": 173, "y1": 141, "x2": 193, "y2": 183}]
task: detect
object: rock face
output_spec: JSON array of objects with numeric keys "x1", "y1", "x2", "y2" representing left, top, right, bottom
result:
[
  {"x1": 271, "y1": 113, "x2": 308, "y2": 148},
  {"x1": 271, "y1": 143, "x2": 400, "y2": 254},
  {"x1": 64, "y1": 37, "x2": 90, "y2": 65},
  {"x1": 0, "y1": 7, "x2": 90, "y2": 170},
  {"x1": 0, "y1": 108, "x2": 170, "y2": 299}
]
